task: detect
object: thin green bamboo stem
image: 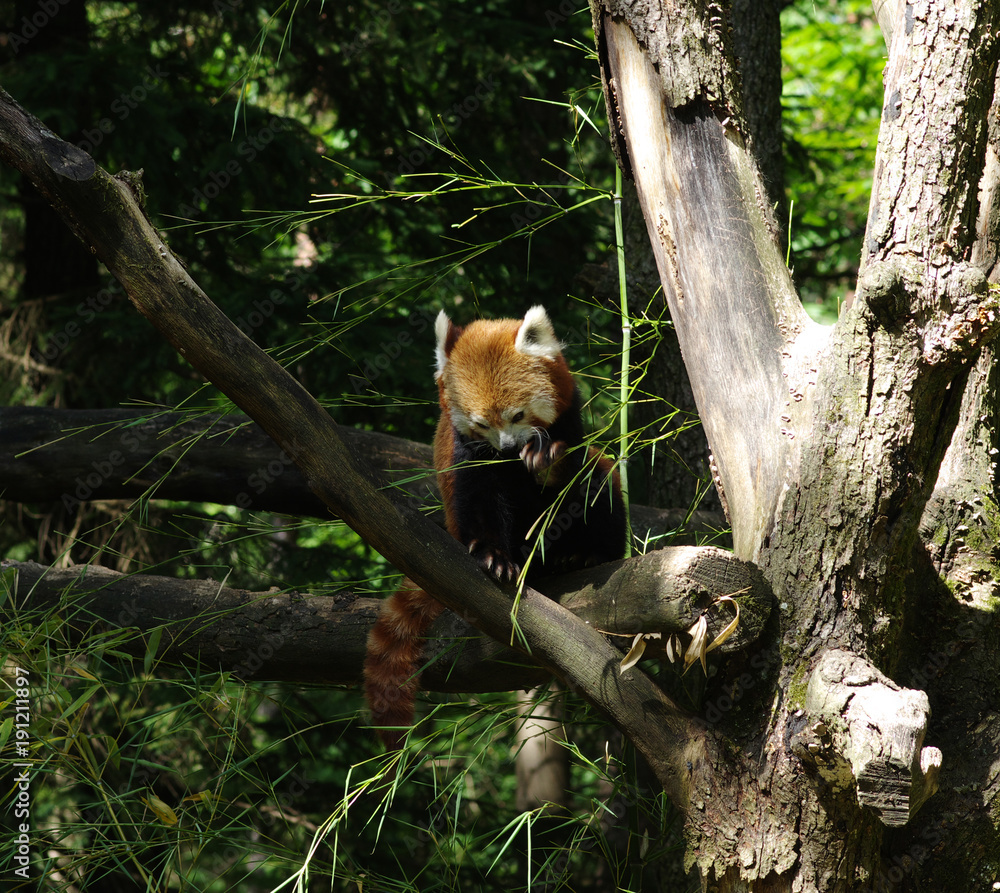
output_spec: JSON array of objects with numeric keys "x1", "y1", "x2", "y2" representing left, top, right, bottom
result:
[{"x1": 613, "y1": 166, "x2": 632, "y2": 557}]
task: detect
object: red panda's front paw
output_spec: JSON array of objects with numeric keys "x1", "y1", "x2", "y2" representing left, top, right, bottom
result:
[
  {"x1": 468, "y1": 540, "x2": 521, "y2": 582},
  {"x1": 520, "y1": 439, "x2": 566, "y2": 473}
]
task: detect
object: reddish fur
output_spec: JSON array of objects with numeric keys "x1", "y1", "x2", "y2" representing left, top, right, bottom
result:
[
  {"x1": 439, "y1": 317, "x2": 575, "y2": 432},
  {"x1": 364, "y1": 309, "x2": 621, "y2": 750},
  {"x1": 433, "y1": 413, "x2": 458, "y2": 535},
  {"x1": 363, "y1": 579, "x2": 445, "y2": 751}
]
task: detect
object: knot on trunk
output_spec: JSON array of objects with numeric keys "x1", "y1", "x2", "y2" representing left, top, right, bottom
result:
[{"x1": 792, "y1": 649, "x2": 941, "y2": 827}]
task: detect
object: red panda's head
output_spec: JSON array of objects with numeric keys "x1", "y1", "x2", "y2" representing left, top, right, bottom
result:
[{"x1": 435, "y1": 305, "x2": 576, "y2": 453}]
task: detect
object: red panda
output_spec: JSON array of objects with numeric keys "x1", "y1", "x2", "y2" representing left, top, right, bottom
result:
[{"x1": 364, "y1": 305, "x2": 627, "y2": 749}]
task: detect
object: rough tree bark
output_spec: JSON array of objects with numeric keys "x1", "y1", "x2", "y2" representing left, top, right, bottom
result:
[
  {"x1": 888, "y1": 31, "x2": 1000, "y2": 887},
  {"x1": 619, "y1": 0, "x2": 783, "y2": 516},
  {"x1": 592, "y1": 0, "x2": 1000, "y2": 890},
  {"x1": 4, "y1": 0, "x2": 1000, "y2": 885}
]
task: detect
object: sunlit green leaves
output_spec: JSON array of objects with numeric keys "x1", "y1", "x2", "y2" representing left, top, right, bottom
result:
[{"x1": 782, "y1": 0, "x2": 887, "y2": 318}]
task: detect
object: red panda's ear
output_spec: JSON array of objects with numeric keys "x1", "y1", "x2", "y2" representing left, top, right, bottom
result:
[
  {"x1": 434, "y1": 310, "x2": 462, "y2": 379},
  {"x1": 515, "y1": 305, "x2": 563, "y2": 360}
]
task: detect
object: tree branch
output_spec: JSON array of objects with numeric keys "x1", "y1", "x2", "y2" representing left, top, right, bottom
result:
[
  {"x1": 587, "y1": 3, "x2": 998, "y2": 880},
  {"x1": 0, "y1": 406, "x2": 726, "y2": 540},
  {"x1": 3, "y1": 549, "x2": 770, "y2": 688},
  {"x1": 793, "y1": 649, "x2": 941, "y2": 827},
  {"x1": 592, "y1": 5, "x2": 824, "y2": 558},
  {"x1": 758, "y1": 2, "x2": 1000, "y2": 665}
]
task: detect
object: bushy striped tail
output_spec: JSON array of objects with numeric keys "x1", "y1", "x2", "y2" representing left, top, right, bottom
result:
[{"x1": 363, "y1": 578, "x2": 446, "y2": 750}]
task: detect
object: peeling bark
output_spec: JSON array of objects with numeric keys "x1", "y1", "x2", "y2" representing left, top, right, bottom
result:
[
  {"x1": 3, "y1": 0, "x2": 1000, "y2": 886},
  {"x1": 595, "y1": 9, "x2": 815, "y2": 557},
  {"x1": 797, "y1": 649, "x2": 940, "y2": 828}
]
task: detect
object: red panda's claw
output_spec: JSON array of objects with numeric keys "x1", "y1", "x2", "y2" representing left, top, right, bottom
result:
[
  {"x1": 520, "y1": 440, "x2": 566, "y2": 473},
  {"x1": 468, "y1": 540, "x2": 520, "y2": 582}
]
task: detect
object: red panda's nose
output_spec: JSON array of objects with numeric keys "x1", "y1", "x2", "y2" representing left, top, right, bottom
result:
[{"x1": 498, "y1": 431, "x2": 518, "y2": 451}]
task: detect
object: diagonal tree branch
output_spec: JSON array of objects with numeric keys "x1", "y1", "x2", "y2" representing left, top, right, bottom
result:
[{"x1": 0, "y1": 87, "x2": 703, "y2": 803}]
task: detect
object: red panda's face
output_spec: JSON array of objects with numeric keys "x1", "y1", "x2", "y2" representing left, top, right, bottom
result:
[
  {"x1": 452, "y1": 390, "x2": 556, "y2": 453},
  {"x1": 435, "y1": 306, "x2": 572, "y2": 454}
]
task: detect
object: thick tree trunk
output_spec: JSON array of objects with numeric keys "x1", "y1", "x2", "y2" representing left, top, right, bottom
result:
[
  {"x1": 619, "y1": 0, "x2": 783, "y2": 519},
  {"x1": 592, "y1": 0, "x2": 1000, "y2": 889},
  {"x1": 899, "y1": 348, "x2": 1000, "y2": 889},
  {"x1": 3, "y1": 1, "x2": 1000, "y2": 885},
  {"x1": 888, "y1": 61, "x2": 1000, "y2": 884},
  {"x1": 730, "y1": 0, "x2": 785, "y2": 234}
]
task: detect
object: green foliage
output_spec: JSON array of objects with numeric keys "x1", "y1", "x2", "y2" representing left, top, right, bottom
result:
[
  {"x1": 782, "y1": 0, "x2": 886, "y2": 320},
  {"x1": 0, "y1": 2, "x2": 683, "y2": 889},
  {"x1": 0, "y1": 570, "x2": 679, "y2": 890}
]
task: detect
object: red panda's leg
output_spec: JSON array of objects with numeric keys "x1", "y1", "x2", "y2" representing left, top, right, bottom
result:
[{"x1": 363, "y1": 578, "x2": 446, "y2": 750}]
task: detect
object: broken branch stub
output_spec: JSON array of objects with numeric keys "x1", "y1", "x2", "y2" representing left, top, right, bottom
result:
[{"x1": 797, "y1": 649, "x2": 941, "y2": 827}]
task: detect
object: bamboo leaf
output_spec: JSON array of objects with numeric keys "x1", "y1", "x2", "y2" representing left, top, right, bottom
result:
[
  {"x1": 683, "y1": 616, "x2": 709, "y2": 674},
  {"x1": 143, "y1": 793, "x2": 178, "y2": 826},
  {"x1": 143, "y1": 626, "x2": 163, "y2": 676},
  {"x1": 705, "y1": 595, "x2": 741, "y2": 655}
]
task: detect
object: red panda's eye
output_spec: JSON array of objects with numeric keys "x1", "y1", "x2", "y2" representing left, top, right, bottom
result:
[{"x1": 511, "y1": 411, "x2": 525, "y2": 424}]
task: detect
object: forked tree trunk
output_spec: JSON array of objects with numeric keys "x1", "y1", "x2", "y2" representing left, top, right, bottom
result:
[{"x1": 592, "y1": 0, "x2": 1000, "y2": 889}]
